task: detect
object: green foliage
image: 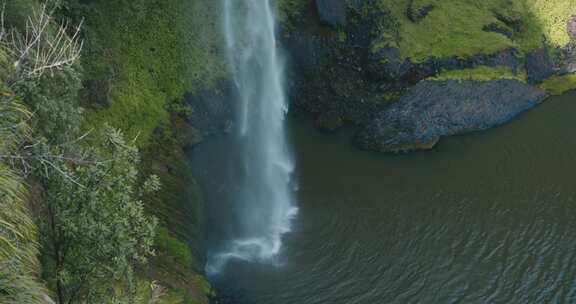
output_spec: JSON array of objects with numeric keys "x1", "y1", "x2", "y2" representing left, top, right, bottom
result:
[
  {"x1": 13, "y1": 67, "x2": 83, "y2": 144},
  {"x1": 0, "y1": 5, "x2": 159, "y2": 301},
  {"x1": 371, "y1": 0, "x2": 576, "y2": 62},
  {"x1": 0, "y1": 1, "x2": 213, "y2": 303},
  {"x1": 54, "y1": 1, "x2": 217, "y2": 302},
  {"x1": 0, "y1": 47, "x2": 15, "y2": 83},
  {"x1": 142, "y1": 130, "x2": 204, "y2": 259},
  {"x1": 155, "y1": 227, "x2": 193, "y2": 269},
  {"x1": 0, "y1": 28, "x2": 46, "y2": 304},
  {"x1": 59, "y1": 0, "x2": 225, "y2": 147},
  {"x1": 141, "y1": 125, "x2": 210, "y2": 304},
  {"x1": 3, "y1": 0, "x2": 37, "y2": 30},
  {"x1": 157, "y1": 288, "x2": 207, "y2": 304},
  {"x1": 0, "y1": 167, "x2": 47, "y2": 304},
  {"x1": 193, "y1": 275, "x2": 213, "y2": 297},
  {"x1": 0, "y1": 89, "x2": 31, "y2": 153},
  {"x1": 525, "y1": 0, "x2": 576, "y2": 47},
  {"x1": 539, "y1": 73, "x2": 576, "y2": 95},
  {"x1": 275, "y1": 0, "x2": 308, "y2": 25},
  {"x1": 38, "y1": 126, "x2": 158, "y2": 304},
  {"x1": 429, "y1": 65, "x2": 526, "y2": 81}
]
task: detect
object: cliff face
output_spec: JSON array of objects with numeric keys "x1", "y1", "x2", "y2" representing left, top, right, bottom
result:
[
  {"x1": 57, "y1": 0, "x2": 233, "y2": 302},
  {"x1": 279, "y1": 0, "x2": 576, "y2": 152}
]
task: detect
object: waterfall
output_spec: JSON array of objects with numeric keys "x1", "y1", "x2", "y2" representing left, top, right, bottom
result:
[{"x1": 206, "y1": 0, "x2": 298, "y2": 274}]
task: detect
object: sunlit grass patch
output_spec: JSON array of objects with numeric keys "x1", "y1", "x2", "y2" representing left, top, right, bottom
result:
[
  {"x1": 539, "y1": 74, "x2": 576, "y2": 95},
  {"x1": 372, "y1": 0, "x2": 576, "y2": 62},
  {"x1": 429, "y1": 66, "x2": 526, "y2": 81}
]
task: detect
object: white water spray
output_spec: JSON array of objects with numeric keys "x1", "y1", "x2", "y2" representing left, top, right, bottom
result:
[{"x1": 206, "y1": 0, "x2": 298, "y2": 274}]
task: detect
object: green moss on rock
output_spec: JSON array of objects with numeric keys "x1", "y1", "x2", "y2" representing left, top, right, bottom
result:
[
  {"x1": 430, "y1": 65, "x2": 526, "y2": 81},
  {"x1": 539, "y1": 74, "x2": 576, "y2": 95},
  {"x1": 155, "y1": 227, "x2": 194, "y2": 269}
]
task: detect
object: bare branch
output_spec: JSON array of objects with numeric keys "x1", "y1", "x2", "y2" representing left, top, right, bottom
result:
[{"x1": 7, "y1": 3, "x2": 83, "y2": 80}]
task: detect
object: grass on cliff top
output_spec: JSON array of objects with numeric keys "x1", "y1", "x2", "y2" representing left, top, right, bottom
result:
[
  {"x1": 429, "y1": 65, "x2": 527, "y2": 81},
  {"x1": 80, "y1": 0, "x2": 225, "y2": 147},
  {"x1": 539, "y1": 74, "x2": 576, "y2": 95},
  {"x1": 372, "y1": 0, "x2": 576, "y2": 62}
]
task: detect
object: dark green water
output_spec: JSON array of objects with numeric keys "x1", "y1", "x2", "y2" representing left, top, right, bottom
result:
[{"x1": 193, "y1": 91, "x2": 576, "y2": 303}]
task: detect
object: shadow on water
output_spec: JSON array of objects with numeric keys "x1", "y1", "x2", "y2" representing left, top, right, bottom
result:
[{"x1": 192, "y1": 91, "x2": 576, "y2": 304}]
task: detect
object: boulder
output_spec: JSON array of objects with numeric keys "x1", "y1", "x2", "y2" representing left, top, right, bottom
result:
[
  {"x1": 355, "y1": 79, "x2": 547, "y2": 153},
  {"x1": 315, "y1": 0, "x2": 347, "y2": 27},
  {"x1": 367, "y1": 47, "x2": 414, "y2": 81}
]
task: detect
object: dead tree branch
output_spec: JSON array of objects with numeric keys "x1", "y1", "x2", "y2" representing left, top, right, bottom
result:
[{"x1": 5, "y1": 3, "x2": 83, "y2": 80}]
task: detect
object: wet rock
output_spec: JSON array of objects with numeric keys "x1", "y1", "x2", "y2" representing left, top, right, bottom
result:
[
  {"x1": 367, "y1": 47, "x2": 414, "y2": 81},
  {"x1": 185, "y1": 80, "x2": 234, "y2": 138},
  {"x1": 355, "y1": 80, "x2": 547, "y2": 153},
  {"x1": 315, "y1": 111, "x2": 344, "y2": 132},
  {"x1": 483, "y1": 48, "x2": 520, "y2": 69},
  {"x1": 172, "y1": 115, "x2": 203, "y2": 148},
  {"x1": 348, "y1": 0, "x2": 365, "y2": 10},
  {"x1": 315, "y1": 0, "x2": 347, "y2": 27},
  {"x1": 286, "y1": 34, "x2": 330, "y2": 75},
  {"x1": 525, "y1": 48, "x2": 555, "y2": 84}
]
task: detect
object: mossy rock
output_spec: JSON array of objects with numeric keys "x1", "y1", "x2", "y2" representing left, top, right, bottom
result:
[
  {"x1": 429, "y1": 65, "x2": 525, "y2": 82},
  {"x1": 539, "y1": 73, "x2": 576, "y2": 95}
]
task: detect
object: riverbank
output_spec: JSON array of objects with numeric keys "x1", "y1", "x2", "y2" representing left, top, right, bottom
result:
[
  {"x1": 201, "y1": 90, "x2": 576, "y2": 303},
  {"x1": 279, "y1": 0, "x2": 576, "y2": 152}
]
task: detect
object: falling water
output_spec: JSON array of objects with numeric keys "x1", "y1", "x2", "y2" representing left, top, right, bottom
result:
[{"x1": 206, "y1": 0, "x2": 298, "y2": 274}]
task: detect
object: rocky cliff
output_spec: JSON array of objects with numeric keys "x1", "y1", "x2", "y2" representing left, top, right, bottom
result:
[
  {"x1": 279, "y1": 0, "x2": 576, "y2": 152},
  {"x1": 57, "y1": 0, "x2": 233, "y2": 302}
]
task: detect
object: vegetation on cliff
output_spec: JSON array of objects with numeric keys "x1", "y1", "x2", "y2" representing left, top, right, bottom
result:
[
  {"x1": 1, "y1": 0, "x2": 222, "y2": 302},
  {"x1": 430, "y1": 66, "x2": 526, "y2": 81},
  {"x1": 369, "y1": 0, "x2": 576, "y2": 61},
  {"x1": 60, "y1": 0, "x2": 225, "y2": 147},
  {"x1": 539, "y1": 74, "x2": 576, "y2": 95},
  {"x1": 278, "y1": 0, "x2": 576, "y2": 152},
  {"x1": 0, "y1": 81, "x2": 46, "y2": 302},
  {"x1": 58, "y1": 0, "x2": 226, "y2": 302}
]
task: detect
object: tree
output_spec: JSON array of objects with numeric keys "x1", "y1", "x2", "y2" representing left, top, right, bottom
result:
[
  {"x1": 0, "y1": 48, "x2": 48, "y2": 304},
  {"x1": 0, "y1": 113, "x2": 48, "y2": 304},
  {"x1": 0, "y1": 2, "x2": 158, "y2": 303},
  {"x1": 39, "y1": 126, "x2": 158, "y2": 304}
]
